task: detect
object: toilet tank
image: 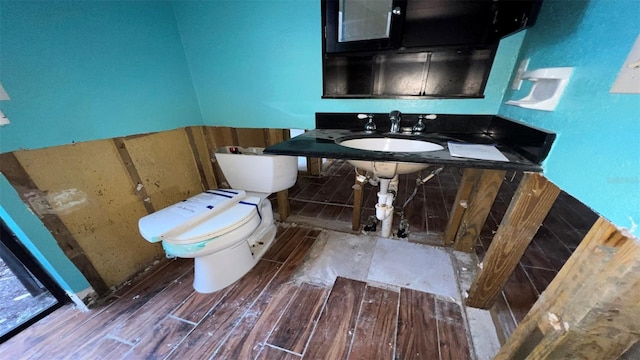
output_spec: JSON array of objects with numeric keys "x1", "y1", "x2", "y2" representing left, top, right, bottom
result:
[{"x1": 214, "y1": 146, "x2": 297, "y2": 193}]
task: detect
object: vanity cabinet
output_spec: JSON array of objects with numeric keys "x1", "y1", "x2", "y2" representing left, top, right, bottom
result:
[{"x1": 322, "y1": 0, "x2": 542, "y2": 98}]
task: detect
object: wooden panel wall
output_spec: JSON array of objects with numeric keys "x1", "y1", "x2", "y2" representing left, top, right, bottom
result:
[{"x1": 0, "y1": 126, "x2": 290, "y2": 295}]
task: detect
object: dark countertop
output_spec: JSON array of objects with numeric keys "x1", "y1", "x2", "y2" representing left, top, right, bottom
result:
[{"x1": 264, "y1": 114, "x2": 555, "y2": 172}]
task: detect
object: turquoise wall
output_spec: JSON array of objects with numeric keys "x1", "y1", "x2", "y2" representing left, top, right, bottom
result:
[
  {"x1": 0, "y1": 1, "x2": 202, "y2": 294},
  {"x1": 0, "y1": 175, "x2": 90, "y2": 293},
  {"x1": 498, "y1": 0, "x2": 640, "y2": 232},
  {"x1": 172, "y1": 0, "x2": 524, "y2": 129},
  {"x1": 0, "y1": 1, "x2": 202, "y2": 154}
]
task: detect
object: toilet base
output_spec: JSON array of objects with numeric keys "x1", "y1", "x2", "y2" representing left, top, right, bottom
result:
[{"x1": 192, "y1": 221, "x2": 277, "y2": 293}]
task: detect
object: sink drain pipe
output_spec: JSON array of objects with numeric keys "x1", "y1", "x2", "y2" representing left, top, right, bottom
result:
[{"x1": 375, "y1": 175, "x2": 399, "y2": 238}]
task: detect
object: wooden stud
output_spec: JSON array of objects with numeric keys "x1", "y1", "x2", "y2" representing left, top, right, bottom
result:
[
  {"x1": 443, "y1": 168, "x2": 482, "y2": 246},
  {"x1": 352, "y1": 171, "x2": 366, "y2": 231},
  {"x1": 184, "y1": 127, "x2": 215, "y2": 190},
  {"x1": 0, "y1": 152, "x2": 110, "y2": 295},
  {"x1": 495, "y1": 217, "x2": 640, "y2": 359},
  {"x1": 307, "y1": 157, "x2": 322, "y2": 176},
  {"x1": 453, "y1": 169, "x2": 506, "y2": 252},
  {"x1": 465, "y1": 173, "x2": 560, "y2": 309},
  {"x1": 113, "y1": 138, "x2": 156, "y2": 214},
  {"x1": 276, "y1": 190, "x2": 290, "y2": 220},
  {"x1": 264, "y1": 129, "x2": 293, "y2": 221}
]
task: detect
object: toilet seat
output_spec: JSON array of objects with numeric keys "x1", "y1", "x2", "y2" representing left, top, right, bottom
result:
[{"x1": 138, "y1": 189, "x2": 262, "y2": 250}]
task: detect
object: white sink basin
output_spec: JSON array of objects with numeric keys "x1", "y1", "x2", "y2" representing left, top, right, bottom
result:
[
  {"x1": 337, "y1": 137, "x2": 444, "y2": 178},
  {"x1": 338, "y1": 137, "x2": 444, "y2": 153}
]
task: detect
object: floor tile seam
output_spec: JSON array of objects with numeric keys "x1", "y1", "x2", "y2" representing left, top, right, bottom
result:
[
  {"x1": 449, "y1": 249, "x2": 480, "y2": 360},
  {"x1": 262, "y1": 343, "x2": 303, "y2": 357},
  {"x1": 263, "y1": 284, "x2": 303, "y2": 349},
  {"x1": 117, "y1": 259, "x2": 191, "y2": 299},
  {"x1": 114, "y1": 266, "x2": 195, "y2": 323},
  {"x1": 163, "y1": 285, "x2": 236, "y2": 359},
  {"x1": 109, "y1": 265, "x2": 196, "y2": 338},
  {"x1": 166, "y1": 313, "x2": 197, "y2": 326},
  {"x1": 519, "y1": 263, "x2": 544, "y2": 297},
  {"x1": 498, "y1": 290, "x2": 519, "y2": 329},
  {"x1": 288, "y1": 197, "x2": 354, "y2": 208},
  {"x1": 209, "y1": 266, "x2": 287, "y2": 359},
  {"x1": 391, "y1": 285, "x2": 401, "y2": 360},
  {"x1": 435, "y1": 296, "x2": 443, "y2": 360},
  {"x1": 344, "y1": 283, "x2": 367, "y2": 359},
  {"x1": 298, "y1": 279, "x2": 333, "y2": 358},
  {"x1": 520, "y1": 263, "x2": 558, "y2": 272}
]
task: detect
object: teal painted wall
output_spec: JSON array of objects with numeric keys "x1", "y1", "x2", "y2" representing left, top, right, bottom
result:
[
  {"x1": 172, "y1": 0, "x2": 525, "y2": 129},
  {"x1": 0, "y1": 1, "x2": 202, "y2": 294},
  {"x1": 0, "y1": 175, "x2": 90, "y2": 293},
  {"x1": 0, "y1": 1, "x2": 202, "y2": 154},
  {"x1": 498, "y1": 0, "x2": 640, "y2": 232}
]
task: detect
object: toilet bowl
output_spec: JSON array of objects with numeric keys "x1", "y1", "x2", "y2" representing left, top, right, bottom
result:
[{"x1": 138, "y1": 146, "x2": 297, "y2": 293}]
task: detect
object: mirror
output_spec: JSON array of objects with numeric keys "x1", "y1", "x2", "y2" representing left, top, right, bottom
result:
[{"x1": 339, "y1": 0, "x2": 394, "y2": 42}]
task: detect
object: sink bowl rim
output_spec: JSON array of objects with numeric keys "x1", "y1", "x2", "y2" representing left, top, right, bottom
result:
[{"x1": 335, "y1": 134, "x2": 445, "y2": 153}]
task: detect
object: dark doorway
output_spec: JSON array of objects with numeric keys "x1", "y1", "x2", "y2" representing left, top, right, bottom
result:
[{"x1": 0, "y1": 219, "x2": 68, "y2": 343}]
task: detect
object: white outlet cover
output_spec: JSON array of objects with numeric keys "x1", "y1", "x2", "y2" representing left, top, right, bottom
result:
[{"x1": 611, "y1": 34, "x2": 640, "y2": 93}]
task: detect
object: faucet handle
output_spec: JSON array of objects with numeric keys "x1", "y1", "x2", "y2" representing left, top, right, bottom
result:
[
  {"x1": 412, "y1": 115, "x2": 428, "y2": 133},
  {"x1": 361, "y1": 114, "x2": 376, "y2": 132}
]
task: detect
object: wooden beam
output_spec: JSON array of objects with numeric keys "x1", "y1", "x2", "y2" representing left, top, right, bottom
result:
[
  {"x1": 352, "y1": 172, "x2": 366, "y2": 231},
  {"x1": 443, "y1": 168, "x2": 482, "y2": 246},
  {"x1": 465, "y1": 173, "x2": 560, "y2": 309},
  {"x1": 307, "y1": 157, "x2": 322, "y2": 176},
  {"x1": 453, "y1": 169, "x2": 506, "y2": 252},
  {"x1": 184, "y1": 127, "x2": 216, "y2": 190},
  {"x1": 495, "y1": 217, "x2": 640, "y2": 359},
  {"x1": 113, "y1": 138, "x2": 156, "y2": 214},
  {"x1": 264, "y1": 128, "x2": 293, "y2": 221},
  {"x1": 0, "y1": 152, "x2": 110, "y2": 295}
]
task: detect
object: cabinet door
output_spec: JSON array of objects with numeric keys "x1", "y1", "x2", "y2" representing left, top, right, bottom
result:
[
  {"x1": 323, "y1": 0, "x2": 407, "y2": 53},
  {"x1": 492, "y1": 0, "x2": 543, "y2": 40},
  {"x1": 401, "y1": 0, "x2": 494, "y2": 48}
]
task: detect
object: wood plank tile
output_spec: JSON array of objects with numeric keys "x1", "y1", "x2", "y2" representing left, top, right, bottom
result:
[
  {"x1": 303, "y1": 277, "x2": 366, "y2": 360},
  {"x1": 0, "y1": 303, "x2": 96, "y2": 358},
  {"x1": 81, "y1": 337, "x2": 133, "y2": 360},
  {"x1": 171, "y1": 285, "x2": 230, "y2": 324},
  {"x1": 263, "y1": 226, "x2": 309, "y2": 263},
  {"x1": 298, "y1": 201, "x2": 326, "y2": 219},
  {"x1": 396, "y1": 288, "x2": 439, "y2": 360},
  {"x1": 491, "y1": 291, "x2": 518, "y2": 343},
  {"x1": 522, "y1": 266, "x2": 557, "y2": 296},
  {"x1": 501, "y1": 264, "x2": 539, "y2": 323},
  {"x1": 348, "y1": 285, "x2": 398, "y2": 360},
  {"x1": 436, "y1": 298, "x2": 471, "y2": 360},
  {"x1": 256, "y1": 345, "x2": 302, "y2": 360},
  {"x1": 31, "y1": 259, "x2": 193, "y2": 359},
  {"x1": 212, "y1": 228, "x2": 317, "y2": 358},
  {"x1": 267, "y1": 283, "x2": 329, "y2": 354},
  {"x1": 113, "y1": 270, "x2": 195, "y2": 343},
  {"x1": 126, "y1": 316, "x2": 194, "y2": 359},
  {"x1": 166, "y1": 260, "x2": 280, "y2": 359},
  {"x1": 215, "y1": 283, "x2": 299, "y2": 359}
]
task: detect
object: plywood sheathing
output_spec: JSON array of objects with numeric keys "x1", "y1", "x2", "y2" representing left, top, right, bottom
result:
[{"x1": 13, "y1": 140, "x2": 163, "y2": 288}]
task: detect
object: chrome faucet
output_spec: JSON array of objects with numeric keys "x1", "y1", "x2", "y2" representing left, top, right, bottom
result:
[{"x1": 389, "y1": 110, "x2": 401, "y2": 133}]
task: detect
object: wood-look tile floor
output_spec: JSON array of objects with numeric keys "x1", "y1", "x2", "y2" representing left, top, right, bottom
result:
[
  {"x1": 0, "y1": 226, "x2": 472, "y2": 359},
  {"x1": 285, "y1": 160, "x2": 599, "y2": 341}
]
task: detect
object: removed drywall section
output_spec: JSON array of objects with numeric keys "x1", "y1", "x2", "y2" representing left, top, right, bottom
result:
[
  {"x1": 14, "y1": 140, "x2": 163, "y2": 288},
  {"x1": 124, "y1": 129, "x2": 205, "y2": 210}
]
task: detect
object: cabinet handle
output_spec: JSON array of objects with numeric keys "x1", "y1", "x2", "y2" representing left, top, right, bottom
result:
[{"x1": 392, "y1": 7, "x2": 402, "y2": 15}]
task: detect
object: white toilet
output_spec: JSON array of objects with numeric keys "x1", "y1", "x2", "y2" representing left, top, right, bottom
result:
[{"x1": 138, "y1": 146, "x2": 297, "y2": 293}]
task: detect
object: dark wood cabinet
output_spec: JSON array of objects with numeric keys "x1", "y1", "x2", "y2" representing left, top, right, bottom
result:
[{"x1": 322, "y1": 0, "x2": 543, "y2": 98}]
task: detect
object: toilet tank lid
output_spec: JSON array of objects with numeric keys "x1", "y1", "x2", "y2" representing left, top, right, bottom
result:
[{"x1": 138, "y1": 190, "x2": 247, "y2": 242}]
